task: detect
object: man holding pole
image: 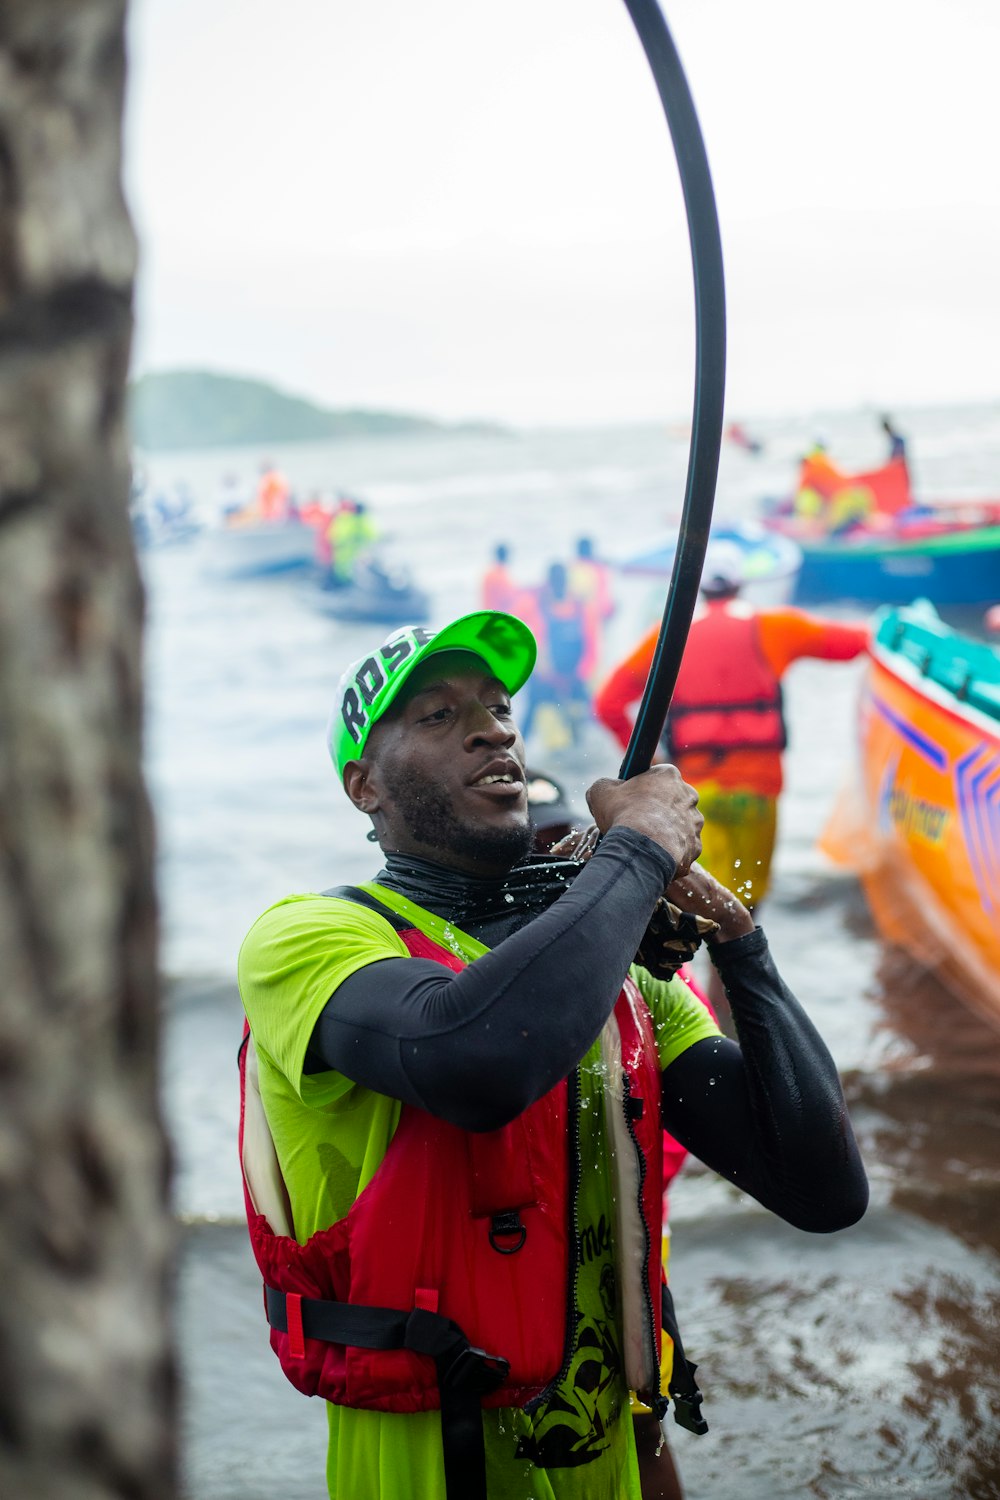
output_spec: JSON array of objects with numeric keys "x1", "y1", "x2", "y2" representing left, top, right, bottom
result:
[{"x1": 237, "y1": 609, "x2": 868, "y2": 1500}]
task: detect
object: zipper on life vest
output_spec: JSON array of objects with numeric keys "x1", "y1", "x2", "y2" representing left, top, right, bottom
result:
[
  {"x1": 523, "y1": 1066, "x2": 583, "y2": 1415},
  {"x1": 622, "y1": 1072, "x2": 663, "y2": 1413}
]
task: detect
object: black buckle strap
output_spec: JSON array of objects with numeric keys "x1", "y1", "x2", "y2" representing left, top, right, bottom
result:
[
  {"x1": 660, "y1": 1281, "x2": 709, "y2": 1435},
  {"x1": 265, "y1": 1286, "x2": 509, "y2": 1500},
  {"x1": 404, "y1": 1306, "x2": 509, "y2": 1500}
]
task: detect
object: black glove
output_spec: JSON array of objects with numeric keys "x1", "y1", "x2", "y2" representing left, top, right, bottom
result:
[
  {"x1": 634, "y1": 897, "x2": 719, "y2": 979},
  {"x1": 549, "y1": 826, "x2": 719, "y2": 978}
]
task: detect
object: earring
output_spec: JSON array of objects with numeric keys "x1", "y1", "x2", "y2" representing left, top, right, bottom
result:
[{"x1": 366, "y1": 828, "x2": 379, "y2": 843}]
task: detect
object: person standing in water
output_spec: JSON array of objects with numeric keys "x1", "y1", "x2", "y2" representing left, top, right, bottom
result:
[
  {"x1": 880, "y1": 414, "x2": 908, "y2": 465},
  {"x1": 237, "y1": 608, "x2": 868, "y2": 1500},
  {"x1": 481, "y1": 542, "x2": 522, "y2": 615},
  {"x1": 567, "y1": 536, "x2": 616, "y2": 683},
  {"x1": 594, "y1": 550, "x2": 870, "y2": 915},
  {"x1": 518, "y1": 562, "x2": 593, "y2": 747}
]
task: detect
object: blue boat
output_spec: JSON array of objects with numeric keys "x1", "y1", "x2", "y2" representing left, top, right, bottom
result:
[
  {"x1": 791, "y1": 524, "x2": 1000, "y2": 607},
  {"x1": 306, "y1": 555, "x2": 430, "y2": 625},
  {"x1": 200, "y1": 519, "x2": 319, "y2": 581}
]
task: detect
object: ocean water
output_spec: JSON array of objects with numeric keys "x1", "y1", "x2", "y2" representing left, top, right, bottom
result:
[{"x1": 146, "y1": 404, "x2": 1000, "y2": 1499}]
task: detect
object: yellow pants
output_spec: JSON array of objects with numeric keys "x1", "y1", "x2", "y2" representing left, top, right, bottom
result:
[{"x1": 695, "y1": 781, "x2": 778, "y2": 909}]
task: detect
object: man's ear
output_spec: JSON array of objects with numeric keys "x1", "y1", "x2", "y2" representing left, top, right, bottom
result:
[{"x1": 343, "y1": 759, "x2": 378, "y2": 815}]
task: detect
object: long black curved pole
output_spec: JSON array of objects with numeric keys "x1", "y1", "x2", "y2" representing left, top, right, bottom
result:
[{"x1": 618, "y1": 0, "x2": 727, "y2": 780}]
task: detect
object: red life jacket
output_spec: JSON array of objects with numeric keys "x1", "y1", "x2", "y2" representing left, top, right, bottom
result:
[
  {"x1": 665, "y1": 602, "x2": 786, "y2": 757},
  {"x1": 238, "y1": 892, "x2": 668, "y2": 1492}
]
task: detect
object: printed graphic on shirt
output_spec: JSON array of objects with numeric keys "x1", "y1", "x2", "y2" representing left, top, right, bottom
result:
[
  {"x1": 515, "y1": 1260, "x2": 624, "y2": 1469},
  {"x1": 512, "y1": 1057, "x2": 631, "y2": 1474}
]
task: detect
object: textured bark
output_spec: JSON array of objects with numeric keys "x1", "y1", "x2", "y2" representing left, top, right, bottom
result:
[{"x1": 0, "y1": 3, "x2": 177, "y2": 1497}]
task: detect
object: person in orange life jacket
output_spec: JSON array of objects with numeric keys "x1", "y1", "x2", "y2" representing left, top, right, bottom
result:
[
  {"x1": 791, "y1": 440, "x2": 853, "y2": 529},
  {"x1": 594, "y1": 551, "x2": 870, "y2": 919},
  {"x1": 519, "y1": 562, "x2": 593, "y2": 745},
  {"x1": 237, "y1": 609, "x2": 868, "y2": 1500},
  {"x1": 481, "y1": 542, "x2": 521, "y2": 615},
  {"x1": 256, "y1": 460, "x2": 292, "y2": 522}
]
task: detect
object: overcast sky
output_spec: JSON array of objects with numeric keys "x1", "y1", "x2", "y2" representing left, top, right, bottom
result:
[{"x1": 124, "y1": 0, "x2": 1000, "y2": 427}]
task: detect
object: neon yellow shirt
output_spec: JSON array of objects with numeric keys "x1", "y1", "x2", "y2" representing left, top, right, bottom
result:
[{"x1": 238, "y1": 890, "x2": 721, "y2": 1499}]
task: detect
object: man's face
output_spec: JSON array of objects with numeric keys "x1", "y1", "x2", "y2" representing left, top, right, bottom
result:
[{"x1": 354, "y1": 651, "x2": 532, "y2": 875}]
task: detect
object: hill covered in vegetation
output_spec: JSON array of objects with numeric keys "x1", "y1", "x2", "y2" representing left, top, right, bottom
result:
[{"x1": 129, "y1": 370, "x2": 506, "y2": 452}]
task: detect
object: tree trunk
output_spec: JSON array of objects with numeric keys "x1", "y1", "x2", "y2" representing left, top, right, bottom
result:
[{"x1": 0, "y1": 3, "x2": 177, "y2": 1497}]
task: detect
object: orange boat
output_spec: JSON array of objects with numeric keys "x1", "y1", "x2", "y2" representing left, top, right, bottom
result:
[{"x1": 822, "y1": 604, "x2": 1000, "y2": 1028}]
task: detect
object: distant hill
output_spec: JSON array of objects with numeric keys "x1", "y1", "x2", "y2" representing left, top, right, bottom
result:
[{"x1": 129, "y1": 369, "x2": 508, "y2": 452}]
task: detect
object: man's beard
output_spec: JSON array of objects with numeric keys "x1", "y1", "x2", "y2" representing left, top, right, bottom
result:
[{"x1": 379, "y1": 761, "x2": 534, "y2": 869}]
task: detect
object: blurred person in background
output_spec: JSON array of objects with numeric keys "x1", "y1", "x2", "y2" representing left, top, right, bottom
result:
[
  {"x1": 881, "y1": 413, "x2": 908, "y2": 469},
  {"x1": 595, "y1": 546, "x2": 870, "y2": 924},
  {"x1": 481, "y1": 542, "x2": 521, "y2": 615},
  {"x1": 326, "y1": 496, "x2": 379, "y2": 589},
  {"x1": 519, "y1": 562, "x2": 593, "y2": 748},
  {"x1": 524, "y1": 767, "x2": 585, "y2": 853},
  {"x1": 567, "y1": 535, "x2": 616, "y2": 682},
  {"x1": 256, "y1": 459, "x2": 292, "y2": 522},
  {"x1": 793, "y1": 441, "x2": 877, "y2": 534}
]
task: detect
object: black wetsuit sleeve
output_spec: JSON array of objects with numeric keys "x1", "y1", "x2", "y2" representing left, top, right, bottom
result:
[
  {"x1": 661, "y1": 927, "x2": 869, "y2": 1232},
  {"x1": 307, "y1": 827, "x2": 675, "y2": 1132}
]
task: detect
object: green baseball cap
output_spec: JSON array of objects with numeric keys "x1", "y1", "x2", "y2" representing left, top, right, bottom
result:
[{"x1": 329, "y1": 610, "x2": 537, "y2": 777}]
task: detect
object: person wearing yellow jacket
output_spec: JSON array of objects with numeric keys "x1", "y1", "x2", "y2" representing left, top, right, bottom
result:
[{"x1": 327, "y1": 498, "x2": 378, "y2": 587}]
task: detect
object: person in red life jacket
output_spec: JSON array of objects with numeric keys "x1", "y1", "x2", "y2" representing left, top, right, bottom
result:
[
  {"x1": 594, "y1": 549, "x2": 870, "y2": 922},
  {"x1": 237, "y1": 609, "x2": 868, "y2": 1500},
  {"x1": 298, "y1": 491, "x2": 337, "y2": 568}
]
